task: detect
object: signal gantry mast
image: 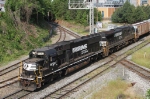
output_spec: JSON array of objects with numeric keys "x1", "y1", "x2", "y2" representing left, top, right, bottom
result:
[{"x1": 68, "y1": 0, "x2": 94, "y2": 34}]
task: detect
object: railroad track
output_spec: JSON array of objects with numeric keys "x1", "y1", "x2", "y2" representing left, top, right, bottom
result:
[
  {"x1": 43, "y1": 61, "x2": 112, "y2": 99},
  {"x1": 50, "y1": 22, "x2": 80, "y2": 40},
  {"x1": 0, "y1": 23, "x2": 79, "y2": 77},
  {"x1": 0, "y1": 77, "x2": 18, "y2": 88},
  {"x1": 40, "y1": 37, "x2": 150, "y2": 99},
  {"x1": 14, "y1": 36, "x2": 150, "y2": 99},
  {"x1": 0, "y1": 61, "x2": 26, "y2": 88},
  {"x1": 0, "y1": 23, "x2": 81, "y2": 98},
  {"x1": 1, "y1": 23, "x2": 150, "y2": 98},
  {"x1": 2, "y1": 89, "x2": 31, "y2": 99},
  {"x1": 56, "y1": 27, "x2": 66, "y2": 43},
  {"x1": 0, "y1": 63, "x2": 20, "y2": 76},
  {"x1": 0, "y1": 23, "x2": 80, "y2": 89},
  {"x1": 0, "y1": 75, "x2": 17, "y2": 84},
  {"x1": 5, "y1": 38, "x2": 148, "y2": 99},
  {"x1": 41, "y1": 54, "x2": 125, "y2": 98},
  {"x1": 120, "y1": 59, "x2": 150, "y2": 80},
  {"x1": 59, "y1": 26, "x2": 80, "y2": 38}
]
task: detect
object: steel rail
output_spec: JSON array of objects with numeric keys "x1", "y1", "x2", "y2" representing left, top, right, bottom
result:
[{"x1": 120, "y1": 59, "x2": 150, "y2": 80}]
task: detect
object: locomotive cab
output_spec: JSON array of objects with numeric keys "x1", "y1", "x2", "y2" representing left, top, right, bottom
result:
[
  {"x1": 19, "y1": 58, "x2": 44, "y2": 91},
  {"x1": 99, "y1": 33, "x2": 109, "y2": 57},
  {"x1": 19, "y1": 48, "x2": 58, "y2": 91},
  {"x1": 99, "y1": 33, "x2": 107, "y2": 46},
  {"x1": 22, "y1": 58, "x2": 44, "y2": 78}
]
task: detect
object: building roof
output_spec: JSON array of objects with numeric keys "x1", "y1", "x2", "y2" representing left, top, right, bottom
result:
[
  {"x1": 94, "y1": 0, "x2": 124, "y2": 7},
  {"x1": 0, "y1": 0, "x2": 5, "y2": 12},
  {"x1": 0, "y1": 1, "x2": 5, "y2": 4}
]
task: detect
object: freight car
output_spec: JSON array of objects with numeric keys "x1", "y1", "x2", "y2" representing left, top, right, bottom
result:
[
  {"x1": 19, "y1": 19, "x2": 150, "y2": 91},
  {"x1": 133, "y1": 20, "x2": 150, "y2": 40}
]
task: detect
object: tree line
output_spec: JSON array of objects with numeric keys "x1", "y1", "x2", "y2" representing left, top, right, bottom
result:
[
  {"x1": 5, "y1": 0, "x2": 102, "y2": 26},
  {"x1": 111, "y1": 1, "x2": 150, "y2": 24},
  {"x1": 0, "y1": 0, "x2": 102, "y2": 63},
  {"x1": 49, "y1": 0, "x2": 102, "y2": 26}
]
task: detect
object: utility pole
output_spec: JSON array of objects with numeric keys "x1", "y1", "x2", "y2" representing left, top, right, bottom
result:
[
  {"x1": 68, "y1": 0, "x2": 94, "y2": 34},
  {"x1": 89, "y1": 1, "x2": 94, "y2": 34}
]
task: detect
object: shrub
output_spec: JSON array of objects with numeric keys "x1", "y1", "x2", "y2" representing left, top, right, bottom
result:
[{"x1": 147, "y1": 89, "x2": 150, "y2": 99}]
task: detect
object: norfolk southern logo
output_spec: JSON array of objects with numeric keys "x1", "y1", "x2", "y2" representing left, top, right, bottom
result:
[
  {"x1": 23, "y1": 63, "x2": 36, "y2": 71},
  {"x1": 114, "y1": 32, "x2": 123, "y2": 39},
  {"x1": 23, "y1": 63, "x2": 28, "y2": 70},
  {"x1": 72, "y1": 44, "x2": 87, "y2": 53},
  {"x1": 114, "y1": 32, "x2": 122, "y2": 37}
]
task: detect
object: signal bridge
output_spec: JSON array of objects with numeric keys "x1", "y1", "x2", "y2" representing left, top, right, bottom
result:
[
  {"x1": 69, "y1": 0, "x2": 92, "y2": 9},
  {"x1": 68, "y1": 0, "x2": 94, "y2": 34}
]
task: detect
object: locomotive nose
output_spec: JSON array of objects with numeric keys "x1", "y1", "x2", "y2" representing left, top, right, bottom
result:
[{"x1": 23, "y1": 62, "x2": 37, "y2": 71}]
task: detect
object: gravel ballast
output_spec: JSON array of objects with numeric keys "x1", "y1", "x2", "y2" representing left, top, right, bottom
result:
[
  {"x1": 24, "y1": 57, "x2": 112, "y2": 99},
  {"x1": 68, "y1": 63, "x2": 150, "y2": 99}
]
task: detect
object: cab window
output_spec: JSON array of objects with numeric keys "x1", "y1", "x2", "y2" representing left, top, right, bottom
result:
[{"x1": 50, "y1": 57, "x2": 56, "y2": 62}]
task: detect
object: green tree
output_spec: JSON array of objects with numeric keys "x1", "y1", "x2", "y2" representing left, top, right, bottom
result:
[
  {"x1": 50, "y1": 0, "x2": 102, "y2": 26},
  {"x1": 98, "y1": 11, "x2": 102, "y2": 22},
  {"x1": 111, "y1": 1, "x2": 149, "y2": 24},
  {"x1": 112, "y1": 8, "x2": 124, "y2": 23},
  {"x1": 134, "y1": 6, "x2": 147, "y2": 22},
  {"x1": 81, "y1": 11, "x2": 88, "y2": 26},
  {"x1": 121, "y1": 1, "x2": 134, "y2": 23},
  {"x1": 141, "y1": 5, "x2": 150, "y2": 19},
  {"x1": 5, "y1": 0, "x2": 52, "y2": 24},
  {"x1": 123, "y1": 4, "x2": 135, "y2": 23},
  {"x1": 0, "y1": 0, "x2": 52, "y2": 63},
  {"x1": 94, "y1": 8, "x2": 102, "y2": 23},
  {"x1": 147, "y1": 89, "x2": 150, "y2": 99}
]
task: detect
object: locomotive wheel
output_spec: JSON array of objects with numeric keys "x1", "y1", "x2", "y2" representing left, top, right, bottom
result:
[
  {"x1": 50, "y1": 75, "x2": 54, "y2": 81},
  {"x1": 95, "y1": 56, "x2": 98, "y2": 61},
  {"x1": 98, "y1": 54, "x2": 102, "y2": 59},
  {"x1": 134, "y1": 38, "x2": 137, "y2": 42},
  {"x1": 125, "y1": 41, "x2": 128, "y2": 46},
  {"x1": 50, "y1": 78, "x2": 53, "y2": 81},
  {"x1": 61, "y1": 70, "x2": 67, "y2": 76},
  {"x1": 58, "y1": 71, "x2": 62, "y2": 78},
  {"x1": 102, "y1": 53, "x2": 105, "y2": 58}
]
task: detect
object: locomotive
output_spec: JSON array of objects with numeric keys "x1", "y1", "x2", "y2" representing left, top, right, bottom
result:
[{"x1": 19, "y1": 19, "x2": 150, "y2": 91}]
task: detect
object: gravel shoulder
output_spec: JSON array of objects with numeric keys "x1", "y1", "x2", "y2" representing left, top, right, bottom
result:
[{"x1": 70, "y1": 63, "x2": 149, "y2": 99}]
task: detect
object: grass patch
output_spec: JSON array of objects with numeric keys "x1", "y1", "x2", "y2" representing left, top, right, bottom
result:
[
  {"x1": 71, "y1": 27, "x2": 89, "y2": 36},
  {"x1": 90, "y1": 79, "x2": 128, "y2": 99},
  {"x1": 89, "y1": 79, "x2": 142, "y2": 99},
  {"x1": 131, "y1": 47, "x2": 150, "y2": 69},
  {"x1": 0, "y1": 18, "x2": 52, "y2": 67},
  {"x1": 0, "y1": 52, "x2": 28, "y2": 67},
  {"x1": 66, "y1": 22, "x2": 89, "y2": 36},
  {"x1": 56, "y1": 20, "x2": 89, "y2": 36}
]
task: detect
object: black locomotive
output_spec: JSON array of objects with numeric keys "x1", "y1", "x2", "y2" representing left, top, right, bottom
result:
[{"x1": 18, "y1": 23, "x2": 147, "y2": 91}]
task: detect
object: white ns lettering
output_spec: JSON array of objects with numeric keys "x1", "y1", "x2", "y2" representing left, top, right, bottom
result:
[{"x1": 72, "y1": 44, "x2": 87, "y2": 53}]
